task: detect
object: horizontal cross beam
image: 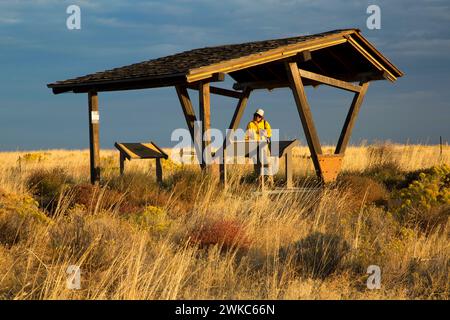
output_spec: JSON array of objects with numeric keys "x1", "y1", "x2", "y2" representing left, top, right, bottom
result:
[
  {"x1": 233, "y1": 69, "x2": 362, "y2": 93},
  {"x1": 298, "y1": 69, "x2": 361, "y2": 93},
  {"x1": 233, "y1": 80, "x2": 289, "y2": 91},
  {"x1": 188, "y1": 85, "x2": 243, "y2": 99}
]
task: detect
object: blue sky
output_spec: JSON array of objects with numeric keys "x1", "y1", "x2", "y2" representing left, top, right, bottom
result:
[{"x1": 0, "y1": 0, "x2": 449, "y2": 150}]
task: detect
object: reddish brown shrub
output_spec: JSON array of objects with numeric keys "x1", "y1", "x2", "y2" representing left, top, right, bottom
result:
[
  {"x1": 189, "y1": 219, "x2": 251, "y2": 251},
  {"x1": 70, "y1": 184, "x2": 124, "y2": 213}
]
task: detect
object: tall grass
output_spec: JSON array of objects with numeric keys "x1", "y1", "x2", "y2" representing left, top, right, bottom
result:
[{"x1": 0, "y1": 143, "x2": 448, "y2": 299}]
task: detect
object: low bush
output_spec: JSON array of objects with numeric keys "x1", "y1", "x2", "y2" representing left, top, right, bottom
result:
[
  {"x1": 394, "y1": 165, "x2": 449, "y2": 233},
  {"x1": 70, "y1": 183, "x2": 124, "y2": 214},
  {"x1": 107, "y1": 172, "x2": 176, "y2": 214},
  {"x1": 289, "y1": 232, "x2": 350, "y2": 279},
  {"x1": 49, "y1": 213, "x2": 133, "y2": 270},
  {"x1": 406, "y1": 257, "x2": 449, "y2": 299},
  {"x1": 0, "y1": 189, "x2": 49, "y2": 246},
  {"x1": 26, "y1": 168, "x2": 75, "y2": 213},
  {"x1": 189, "y1": 218, "x2": 251, "y2": 252},
  {"x1": 364, "y1": 162, "x2": 406, "y2": 190},
  {"x1": 130, "y1": 205, "x2": 171, "y2": 233},
  {"x1": 339, "y1": 175, "x2": 389, "y2": 210}
]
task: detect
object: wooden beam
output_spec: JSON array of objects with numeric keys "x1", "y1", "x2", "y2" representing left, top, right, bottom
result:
[
  {"x1": 155, "y1": 158, "x2": 163, "y2": 184},
  {"x1": 175, "y1": 85, "x2": 202, "y2": 166},
  {"x1": 298, "y1": 69, "x2": 362, "y2": 93},
  {"x1": 220, "y1": 88, "x2": 252, "y2": 185},
  {"x1": 51, "y1": 74, "x2": 187, "y2": 94},
  {"x1": 188, "y1": 85, "x2": 243, "y2": 99},
  {"x1": 299, "y1": 50, "x2": 312, "y2": 62},
  {"x1": 175, "y1": 85, "x2": 196, "y2": 140},
  {"x1": 345, "y1": 36, "x2": 397, "y2": 82},
  {"x1": 119, "y1": 152, "x2": 125, "y2": 175},
  {"x1": 351, "y1": 31, "x2": 404, "y2": 77},
  {"x1": 88, "y1": 91, "x2": 100, "y2": 184},
  {"x1": 233, "y1": 80, "x2": 289, "y2": 91},
  {"x1": 186, "y1": 33, "x2": 351, "y2": 82},
  {"x1": 51, "y1": 73, "x2": 224, "y2": 95},
  {"x1": 285, "y1": 152, "x2": 293, "y2": 189},
  {"x1": 285, "y1": 61, "x2": 323, "y2": 173},
  {"x1": 199, "y1": 82, "x2": 211, "y2": 169},
  {"x1": 228, "y1": 88, "x2": 252, "y2": 130},
  {"x1": 335, "y1": 82, "x2": 370, "y2": 154}
]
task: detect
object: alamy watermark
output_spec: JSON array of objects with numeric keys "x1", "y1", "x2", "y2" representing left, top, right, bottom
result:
[
  {"x1": 171, "y1": 122, "x2": 281, "y2": 174},
  {"x1": 366, "y1": 265, "x2": 381, "y2": 289},
  {"x1": 66, "y1": 265, "x2": 81, "y2": 290},
  {"x1": 366, "y1": 5, "x2": 381, "y2": 30},
  {"x1": 66, "y1": 5, "x2": 81, "y2": 30}
]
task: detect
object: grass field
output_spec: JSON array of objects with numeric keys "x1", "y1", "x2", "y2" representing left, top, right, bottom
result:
[{"x1": 0, "y1": 143, "x2": 448, "y2": 299}]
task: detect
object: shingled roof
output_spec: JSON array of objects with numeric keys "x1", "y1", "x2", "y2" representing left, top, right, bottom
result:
[{"x1": 48, "y1": 29, "x2": 403, "y2": 94}]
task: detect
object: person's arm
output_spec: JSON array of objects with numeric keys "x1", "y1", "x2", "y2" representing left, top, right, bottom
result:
[
  {"x1": 246, "y1": 122, "x2": 255, "y2": 140},
  {"x1": 265, "y1": 121, "x2": 272, "y2": 138}
]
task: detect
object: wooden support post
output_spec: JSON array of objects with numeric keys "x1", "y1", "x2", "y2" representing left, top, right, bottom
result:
[
  {"x1": 285, "y1": 152, "x2": 293, "y2": 189},
  {"x1": 119, "y1": 152, "x2": 125, "y2": 175},
  {"x1": 155, "y1": 158, "x2": 163, "y2": 184},
  {"x1": 175, "y1": 85, "x2": 196, "y2": 141},
  {"x1": 220, "y1": 88, "x2": 252, "y2": 185},
  {"x1": 199, "y1": 81, "x2": 211, "y2": 171},
  {"x1": 88, "y1": 91, "x2": 100, "y2": 184},
  {"x1": 285, "y1": 61, "x2": 323, "y2": 176},
  {"x1": 335, "y1": 82, "x2": 369, "y2": 154},
  {"x1": 175, "y1": 85, "x2": 202, "y2": 166},
  {"x1": 228, "y1": 88, "x2": 252, "y2": 131}
]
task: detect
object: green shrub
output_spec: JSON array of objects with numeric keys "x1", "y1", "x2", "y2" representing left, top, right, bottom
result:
[
  {"x1": 0, "y1": 189, "x2": 50, "y2": 246},
  {"x1": 130, "y1": 205, "x2": 171, "y2": 233},
  {"x1": 20, "y1": 152, "x2": 50, "y2": 163},
  {"x1": 393, "y1": 165, "x2": 449, "y2": 233}
]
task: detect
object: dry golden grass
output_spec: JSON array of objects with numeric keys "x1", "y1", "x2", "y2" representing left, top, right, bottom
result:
[{"x1": 0, "y1": 142, "x2": 448, "y2": 300}]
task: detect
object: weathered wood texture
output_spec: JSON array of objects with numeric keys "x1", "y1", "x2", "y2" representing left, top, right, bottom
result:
[
  {"x1": 199, "y1": 82, "x2": 211, "y2": 170},
  {"x1": 88, "y1": 91, "x2": 100, "y2": 184},
  {"x1": 335, "y1": 82, "x2": 369, "y2": 154},
  {"x1": 285, "y1": 61, "x2": 323, "y2": 174},
  {"x1": 115, "y1": 142, "x2": 168, "y2": 184}
]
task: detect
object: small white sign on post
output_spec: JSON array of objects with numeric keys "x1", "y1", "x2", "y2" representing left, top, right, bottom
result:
[{"x1": 91, "y1": 111, "x2": 99, "y2": 124}]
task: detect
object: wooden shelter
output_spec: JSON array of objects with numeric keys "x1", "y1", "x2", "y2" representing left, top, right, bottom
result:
[{"x1": 47, "y1": 28, "x2": 403, "y2": 184}]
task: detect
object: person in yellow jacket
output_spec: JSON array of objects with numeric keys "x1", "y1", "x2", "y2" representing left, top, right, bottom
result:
[
  {"x1": 246, "y1": 108, "x2": 271, "y2": 141},
  {"x1": 246, "y1": 108, "x2": 274, "y2": 186}
]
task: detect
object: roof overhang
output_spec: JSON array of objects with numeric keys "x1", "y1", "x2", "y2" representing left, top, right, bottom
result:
[{"x1": 47, "y1": 29, "x2": 403, "y2": 95}]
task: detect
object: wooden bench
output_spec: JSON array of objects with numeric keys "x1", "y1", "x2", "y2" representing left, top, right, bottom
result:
[
  {"x1": 114, "y1": 142, "x2": 168, "y2": 183},
  {"x1": 223, "y1": 139, "x2": 299, "y2": 189}
]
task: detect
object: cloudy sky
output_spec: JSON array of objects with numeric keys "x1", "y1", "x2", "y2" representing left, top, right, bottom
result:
[{"x1": 0, "y1": 0, "x2": 449, "y2": 150}]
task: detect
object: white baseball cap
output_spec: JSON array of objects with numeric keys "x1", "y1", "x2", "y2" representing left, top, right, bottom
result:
[{"x1": 255, "y1": 108, "x2": 264, "y2": 117}]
